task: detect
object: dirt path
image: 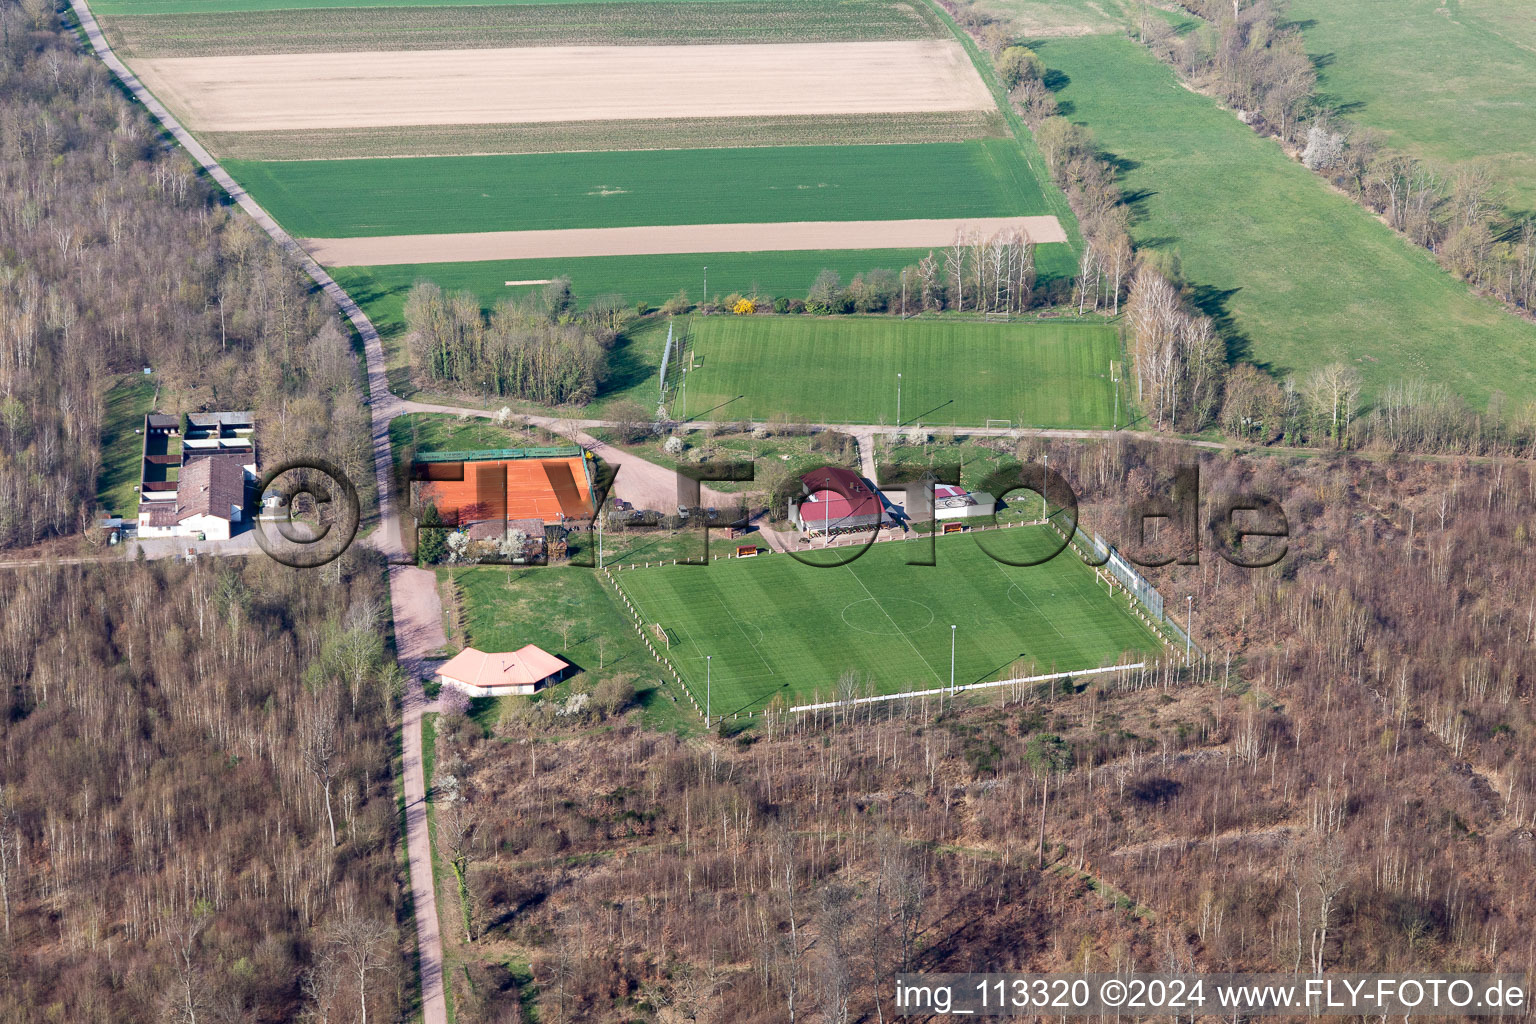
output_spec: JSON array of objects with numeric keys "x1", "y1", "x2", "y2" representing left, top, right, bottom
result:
[
  {"x1": 304, "y1": 216, "x2": 1067, "y2": 267},
  {"x1": 390, "y1": 565, "x2": 448, "y2": 1023}
]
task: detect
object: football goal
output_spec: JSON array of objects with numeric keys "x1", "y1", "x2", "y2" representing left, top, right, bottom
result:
[{"x1": 985, "y1": 419, "x2": 1012, "y2": 429}]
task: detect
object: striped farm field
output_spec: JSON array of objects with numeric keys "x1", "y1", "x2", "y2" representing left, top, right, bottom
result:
[
  {"x1": 611, "y1": 529, "x2": 1163, "y2": 713},
  {"x1": 197, "y1": 111, "x2": 1007, "y2": 161},
  {"x1": 127, "y1": 40, "x2": 991, "y2": 132},
  {"x1": 662, "y1": 315, "x2": 1124, "y2": 428},
  {"x1": 101, "y1": 0, "x2": 945, "y2": 56},
  {"x1": 223, "y1": 141, "x2": 1051, "y2": 238}
]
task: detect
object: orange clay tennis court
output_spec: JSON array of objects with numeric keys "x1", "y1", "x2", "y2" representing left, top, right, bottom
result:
[{"x1": 414, "y1": 457, "x2": 594, "y2": 525}]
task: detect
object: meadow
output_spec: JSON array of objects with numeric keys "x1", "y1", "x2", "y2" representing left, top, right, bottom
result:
[
  {"x1": 102, "y1": 0, "x2": 943, "y2": 55},
  {"x1": 970, "y1": 0, "x2": 1131, "y2": 36},
  {"x1": 1289, "y1": 0, "x2": 1536, "y2": 211},
  {"x1": 198, "y1": 111, "x2": 1005, "y2": 161},
  {"x1": 612, "y1": 528, "x2": 1162, "y2": 713},
  {"x1": 1042, "y1": 33, "x2": 1536, "y2": 409},
  {"x1": 664, "y1": 315, "x2": 1124, "y2": 427},
  {"x1": 224, "y1": 140, "x2": 1049, "y2": 239}
]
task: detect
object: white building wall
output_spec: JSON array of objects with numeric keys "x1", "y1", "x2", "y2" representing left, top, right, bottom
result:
[{"x1": 439, "y1": 675, "x2": 539, "y2": 697}]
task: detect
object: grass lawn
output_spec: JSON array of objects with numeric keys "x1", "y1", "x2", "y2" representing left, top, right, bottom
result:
[
  {"x1": 96, "y1": 375, "x2": 156, "y2": 518},
  {"x1": 1290, "y1": 0, "x2": 1536, "y2": 212},
  {"x1": 611, "y1": 527, "x2": 1162, "y2": 714},
  {"x1": 1041, "y1": 32, "x2": 1536, "y2": 410},
  {"x1": 225, "y1": 141, "x2": 1051, "y2": 238},
  {"x1": 653, "y1": 315, "x2": 1124, "y2": 427},
  {"x1": 449, "y1": 564, "x2": 697, "y2": 732},
  {"x1": 101, "y1": 0, "x2": 943, "y2": 55}
]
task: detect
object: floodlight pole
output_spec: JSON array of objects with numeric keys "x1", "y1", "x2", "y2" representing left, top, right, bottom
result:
[
  {"x1": 1185, "y1": 595, "x2": 1193, "y2": 662},
  {"x1": 1042, "y1": 453, "x2": 1049, "y2": 522},
  {"x1": 1113, "y1": 380, "x2": 1120, "y2": 432},
  {"x1": 950, "y1": 624, "x2": 956, "y2": 696},
  {"x1": 680, "y1": 366, "x2": 688, "y2": 423},
  {"x1": 706, "y1": 655, "x2": 712, "y2": 727},
  {"x1": 597, "y1": 510, "x2": 604, "y2": 569},
  {"x1": 897, "y1": 373, "x2": 902, "y2": 427},
  {"x1": 703, "y1": 266, "x2": 707, "y2": 307}
]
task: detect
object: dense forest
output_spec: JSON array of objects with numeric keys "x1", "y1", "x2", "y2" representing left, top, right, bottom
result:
[
  {"x1": 431, "y1": 441, "x2": 1535, "y2": 1022},
  {"x1": 0, "y1": 551, "x2": 406, "y2": 1022},
  {"x1": 0, "y1": 0, "x2": 370, "y2": 550}
]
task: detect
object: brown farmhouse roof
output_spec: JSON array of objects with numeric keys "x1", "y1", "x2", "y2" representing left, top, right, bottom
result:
[{"x1": 174, "y1": 456, "x2": 246, "y2": 522}]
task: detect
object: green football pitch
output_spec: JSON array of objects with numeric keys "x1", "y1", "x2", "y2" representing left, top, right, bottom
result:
[
  {"x1": 611, "y1": 527, "x2": 1164, "y2": 715},
  {"x1": 665, "y1": 315, "x2": 1123, "y2": 428}
]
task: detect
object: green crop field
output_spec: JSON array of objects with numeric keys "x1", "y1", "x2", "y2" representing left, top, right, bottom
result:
[
  {"x1": 1042, "y1": 33, "x2": 1536, "y2": 409},
  {"x1": 332, "y1": 244, "x2": 1076, "y2": 330},
  {"x1": 197, "y1": 112, "x2": 1005, "y2": 161},
  {"x1": 612, "y1": 528, "x2": 1163, "y2": 713},
  {"x1": 101, "y1": 0, "x2": 943, "y2": 55},
  {"x1": 657, "y1": 315, "x2": 1123, "y2": 427},
  {"x1": 225, "y1": 141, "x2": 1050, "y2": 239},
  {"x1": 1289, "y1": 0, "x2": 1536, "y2": 210}
]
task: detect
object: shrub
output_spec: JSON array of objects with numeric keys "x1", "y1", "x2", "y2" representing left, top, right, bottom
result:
[
  {"x1": 805, "y1": 270, "x2": 850, "y2": 315},
  {"x1": 732, "y1": 297, "x2": 756, "y2": 315},
  {"x1": 663, "y1": 434, "x2": 685, "y2": 455},
  {"x1": 594, "y1": 675, "x2": 636, "y2": 716},
  {"x1": 660, "y1": 289, "x2": 690, "y2": 316},
  {"x1": 998, "y1": 46, "x2": 1044, "y2": 91},
  {"x1": 772, "y1": 296, "x2": 790, "y2": 314}
]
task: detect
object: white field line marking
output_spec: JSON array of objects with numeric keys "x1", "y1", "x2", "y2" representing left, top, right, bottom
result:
[
  {"x1": 841, "y1": 562, "x2": 944, "y2": 685},
  {"x1": 789, "y1": 662, "x2": 1146, "y2": 713},
  {"x1": 710, "y1": 587, "x2": 777, "y2": 677},
  {"x1": 505, "y1": 279, "x2": 553, "y2": 286}
]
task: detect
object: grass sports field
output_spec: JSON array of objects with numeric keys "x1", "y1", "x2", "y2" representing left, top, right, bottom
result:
[
  {"x1": 664, "y1": 315, "x2": 1123, "y2": 427},
  {"x1": 1289, "y1": 0, "x2": 1536, "y2": 211},
  {"x1": 224, "y1": 141, "x2": 1047, "y2": 239},
  {"x1": 1042, "y1": 33, "x2": 1536, "y2": 409},
  {"x1": 612, "y1": 528, "x2": 1163, "y2": 714}
]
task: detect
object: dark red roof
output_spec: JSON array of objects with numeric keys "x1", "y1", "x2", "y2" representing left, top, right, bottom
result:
[{"x1": 796, "y1": 466, "x2": 882, "y2": 527}]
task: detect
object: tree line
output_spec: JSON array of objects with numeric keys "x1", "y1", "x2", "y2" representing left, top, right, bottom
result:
[{"x1": 1142, "y1": 0, "x2": 1536, "y2": 325}]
